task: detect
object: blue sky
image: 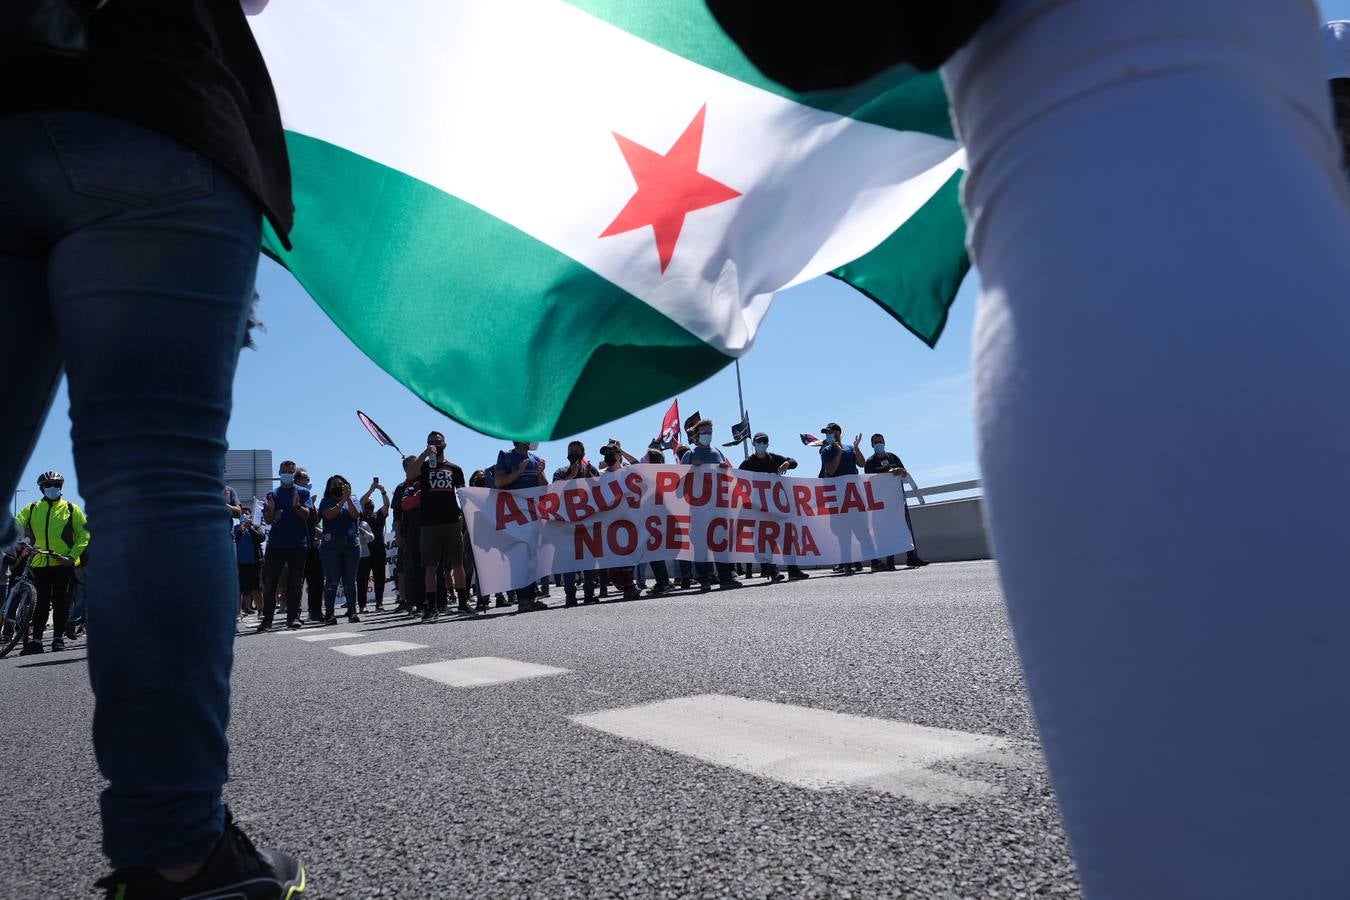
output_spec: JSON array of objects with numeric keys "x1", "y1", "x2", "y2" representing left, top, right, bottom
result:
[{"x1": 10, "y1": 1, "x2": 1348, "y2": 514}]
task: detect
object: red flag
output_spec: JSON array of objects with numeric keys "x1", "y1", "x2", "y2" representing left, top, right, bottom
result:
[
  {"x1": 799, "y1": 432, "x2": 824, "y2": 447},
  {"x1": 659, "y1": 400, "x2": 681, "y2": 450}
]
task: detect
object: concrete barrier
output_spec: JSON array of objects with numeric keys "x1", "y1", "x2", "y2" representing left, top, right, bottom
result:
[{"x1": 908, "y1": 496, "x2": 990, "y2": 561}]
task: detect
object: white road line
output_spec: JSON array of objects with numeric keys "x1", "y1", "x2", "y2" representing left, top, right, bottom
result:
[
  {"x1": 570, "y1": 693, "x2": 1021, "y2": 806},
  {"x1": 291, "y1": 631, "x2": 362, "y2": 642},
  {"x1": 399, "y1": 656, "x2": 570, "y2": 688},
  {"x1": 331, "y1": 640, "x2": 426, "y2": 656}
]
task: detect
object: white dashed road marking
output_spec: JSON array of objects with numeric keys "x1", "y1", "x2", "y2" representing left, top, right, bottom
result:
[
  {"x1": 331, "y1": 640, "x2": 427, "y2": 656},
  {"x1": 400, "y1": 656, "x2": 570, "y2": 688},
  {"x1": 570, "y1": 693, "x2": 1021, "y2": 806},
  {"x1": 291, "y1": 631, "x2": 363, "y2": 642}
]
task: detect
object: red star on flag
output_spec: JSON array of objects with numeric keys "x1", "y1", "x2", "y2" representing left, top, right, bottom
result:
[{"x1": 600, "y1": 104, "x2": 742, "y2": 273}]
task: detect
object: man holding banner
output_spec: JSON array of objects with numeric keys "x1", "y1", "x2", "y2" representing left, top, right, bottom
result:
[{"x1": 460, "y1": 461, "x2": 913, "y2": 597}]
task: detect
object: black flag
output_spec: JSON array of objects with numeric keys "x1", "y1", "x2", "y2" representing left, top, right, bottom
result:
[
  {"x1": 357, "y1": 410, "x2": 405, "y2": 456},
  {"x1": 722, "y1": 411, "x2": 751, "y2": 447}
]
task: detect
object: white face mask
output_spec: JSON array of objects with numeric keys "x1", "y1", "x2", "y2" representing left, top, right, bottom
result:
[{"x1": 527, "y1": 442, "x2": 539, "y2": 451}]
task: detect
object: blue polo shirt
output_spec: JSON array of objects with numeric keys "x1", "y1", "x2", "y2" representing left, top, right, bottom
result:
[
  {"x1": 265, "y1": 485, "x2": 312, "y2": 550},
  {"x1": 818, "y1": 443, "x2": 860, "y2": 477}
]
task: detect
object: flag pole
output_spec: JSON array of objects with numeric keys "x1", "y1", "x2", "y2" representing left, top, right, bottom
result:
[{"x1": 734, "y1": 359, "x2": 749, "y2": 460}]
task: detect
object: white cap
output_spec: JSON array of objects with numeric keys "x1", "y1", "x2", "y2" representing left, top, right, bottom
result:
[{"x1": 1325, "y1": 20, "x2": 1350, "y2": 80}]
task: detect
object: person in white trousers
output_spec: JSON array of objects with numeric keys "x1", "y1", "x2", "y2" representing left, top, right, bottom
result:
[{"x1": 940, "y1": 2, "x2": 1350, "y2": 896}]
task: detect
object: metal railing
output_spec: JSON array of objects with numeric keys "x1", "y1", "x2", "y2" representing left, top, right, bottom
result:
[{"x1": 904, "y1": 479, "x2": 982, "y2": 506}]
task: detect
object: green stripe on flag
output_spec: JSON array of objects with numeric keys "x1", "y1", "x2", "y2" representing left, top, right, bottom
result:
[
  {"x1": 831, "y1": 171, "x2": 970, "y2": 346},
  {"x1": 263, "y1": 132, "x2": 732, "y2": 440}
]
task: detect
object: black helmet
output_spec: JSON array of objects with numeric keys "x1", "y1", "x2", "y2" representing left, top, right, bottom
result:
[{"x1": 37, "y1": 470, "x2": 64, "y2": 486}]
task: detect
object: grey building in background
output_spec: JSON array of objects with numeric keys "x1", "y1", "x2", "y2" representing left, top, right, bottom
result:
[{"x1": 224, "y1": 449, "x2": 274, "y2": 507}]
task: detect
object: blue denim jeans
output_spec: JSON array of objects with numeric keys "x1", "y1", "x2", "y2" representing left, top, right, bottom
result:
[
  {"x1": 0, "y1": 112, "x2": 261, "y2": 869},
  {"x1": 320, "y1": 536, "x2": 360, "y2": 617}
]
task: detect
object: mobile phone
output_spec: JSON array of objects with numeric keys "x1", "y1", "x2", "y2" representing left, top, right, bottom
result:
[{"x1": 373, "y1": 476, "x2": 380, "y2": 485}]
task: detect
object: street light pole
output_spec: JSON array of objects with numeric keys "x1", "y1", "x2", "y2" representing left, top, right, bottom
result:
[{"x1": 12, "y1": 488, "x2": 25, "y2": 518}]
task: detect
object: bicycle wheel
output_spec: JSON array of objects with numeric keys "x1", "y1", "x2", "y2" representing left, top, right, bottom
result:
[{"x1": 0, "y1": 582, "x2": 36, "y2": 659}]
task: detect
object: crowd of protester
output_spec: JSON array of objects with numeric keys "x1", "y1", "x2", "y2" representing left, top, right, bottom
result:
[
  {"x1": 224, "y1": 419, "x2": 929, "y2": 631},
  {"x1": 2, "y1": 421, "x2": 928, "y2": 647}
]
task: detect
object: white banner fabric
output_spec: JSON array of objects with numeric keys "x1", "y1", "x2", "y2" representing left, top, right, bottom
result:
[{"x1": 460, "y1": 464, "x2": 913, "y2": 594}]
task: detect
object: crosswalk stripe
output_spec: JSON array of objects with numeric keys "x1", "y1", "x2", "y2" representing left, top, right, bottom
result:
[
  {"x1": 570, "y1": 693, "x2": 1020, "y2": 806},
  {"x1": 399, "y1": 656, "x2": 570, "y2": 688},
  {"x1": 291, "y1": 631, "x2": 363, "y2": 642},
  {"x1": 331, "y1": 640, "x2": 426, "y2": 656}
]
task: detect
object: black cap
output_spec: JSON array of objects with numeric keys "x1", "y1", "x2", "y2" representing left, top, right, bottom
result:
[
  {"x1": 821, "y1": 422, "x2": 840, "y2": 433},
  {"x1": 752, "y1": 432, "x2": 769, "y2": 443}
]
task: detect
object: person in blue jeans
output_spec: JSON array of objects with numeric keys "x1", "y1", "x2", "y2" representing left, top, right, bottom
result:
[
  {"x1": 0, "y1": 2, "x2": 305, "y2": 897},
  {"x1": 679, "y1": 420, "x2": 741, "y2": 592},
  {"x1": 318, "y1": 475, "x2": 361, "y2": 625}
]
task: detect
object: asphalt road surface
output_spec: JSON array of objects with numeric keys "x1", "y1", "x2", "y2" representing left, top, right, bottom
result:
[{"x1": 0, "y1": 561, "x2": 1080, "y2": 898}]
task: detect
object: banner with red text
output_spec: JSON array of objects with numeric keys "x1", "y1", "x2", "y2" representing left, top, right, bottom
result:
[{"x1": 460, "y1": 465, "x2": 913, "y2": 594}]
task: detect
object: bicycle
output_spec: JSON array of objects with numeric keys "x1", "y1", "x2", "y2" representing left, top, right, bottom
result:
[{"x1": 1, "y1": 548, "x2": 70, "y2": 659}]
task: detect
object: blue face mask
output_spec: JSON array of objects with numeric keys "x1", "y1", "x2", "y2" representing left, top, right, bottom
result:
[
  {"x1": 697, "y1": 433, "x2": 712, "y2": 447},
  {"x1": 823, "y1": 434, "x2": 836, "y2": 445},
  {"x1": 753, "y1": 442, "x2": 768, "y2": 454},
  {"x1": 43, "y1": 486, "x2": 62, "y2": 501},
  {"x1": 279, "y1": 472, "x2": 295, "y2": 486},
  {"x1": 873, "y1": 443, "x2": 886, "y2": 454}
]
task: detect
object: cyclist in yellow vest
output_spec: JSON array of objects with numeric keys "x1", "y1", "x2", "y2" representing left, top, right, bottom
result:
[{"x1": 15, "y1": 470, "x2": 90, "y2": 654}]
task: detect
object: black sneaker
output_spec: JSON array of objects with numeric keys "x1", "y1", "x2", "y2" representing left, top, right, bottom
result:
[
  {"x1": 255, "y1": 622, "x2": 272, "y2": 634},
  {"x1": 457, "y1": 598, "x2": 473, "y2": 614},
  {"x1": 346, "y1": 614, "x2": 360, "y2": 624},
  {"x1": 63, "y1": 624, "x2": 79, "y2": 641},
  {"x1": 475, "y1": 597, "x2": 489, "y2": 613},
  {"x1": 679, "y1": 577, "x2": 692, "y2": 590},
  {"x1": 286, "y1": 620, "x2": 302, "y2": 631},
  {"x1": 647, "y1": 582, "x2": 671, "y2": 597},
  {"x1": 718, "y1": 580, "x2": 742, "y2": 591},
  {"x1": 421, "y1": 609, "x2": 439, "y2": 623},
  {"x1": 19, "y1": 641, "x2": 42, "y2": 656},
  {"x1": 50, "y1": 638, "x2": 66, "y2": 652},
  {"x1": 94, "y1": 807, "x2": 306, "y2": 899},
  {"x1": 564, "y1": 591, "x2": 578, "y2": 608},
  {"x1": 787, "y1": 569, "x2": 809, "y2": 581},
  {"x1": 698, "y1": 582, "x2": 713, "y2": 594}
]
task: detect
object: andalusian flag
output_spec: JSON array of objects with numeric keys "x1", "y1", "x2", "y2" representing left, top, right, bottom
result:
[{"x1": 249, "y1": 1, "x2": 968, "y2": 439}]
